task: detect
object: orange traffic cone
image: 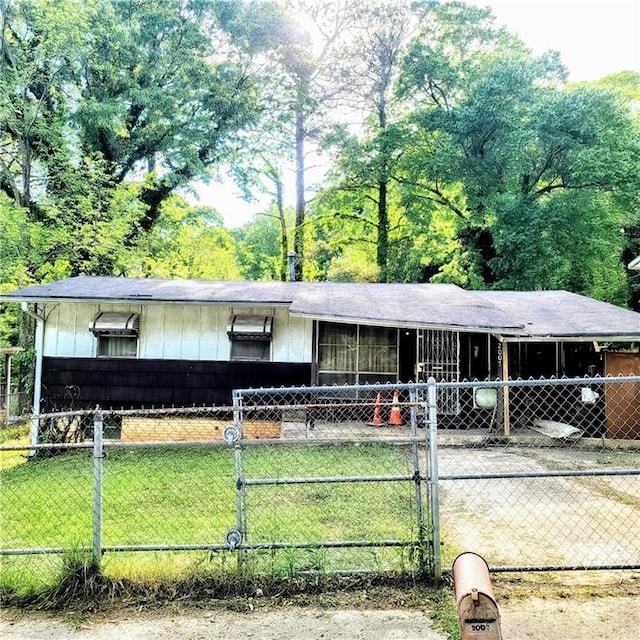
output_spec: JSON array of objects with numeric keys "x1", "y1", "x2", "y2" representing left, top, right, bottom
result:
[
  {"x1": 388, "y1": 390, "x2": 404, "y2": 426},
  {"x1": 368, "y1": 392, "x2": 385, "y2": 426}
]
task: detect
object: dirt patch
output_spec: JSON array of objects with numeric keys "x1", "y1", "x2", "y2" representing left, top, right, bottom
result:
[
  {"x1": 497, "y1": 571, "x2": 640, "y2": 639},
  {"x1": 1, "y1": 607, "x2": 443, "y2": 640},
  {"x1": 496, "y1": 573, "x2": 640, "y2": 638},
  {"x1": 2, "y1": 574, "x2": 640, "y2": 640},
  {"x1": 501, "y1": 596, "x2": 640, "y2": 640}
]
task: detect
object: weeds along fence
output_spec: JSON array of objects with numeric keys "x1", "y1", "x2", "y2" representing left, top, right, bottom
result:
[{"x1": 1, "y1": 376, "x2": 639, "y2": 588}]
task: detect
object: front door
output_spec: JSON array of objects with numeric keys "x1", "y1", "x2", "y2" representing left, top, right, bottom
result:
[{"x1": 416, "y1": 329, "x2": 460, "y2": 415}]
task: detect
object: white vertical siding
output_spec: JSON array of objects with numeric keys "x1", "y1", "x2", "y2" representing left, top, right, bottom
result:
[
  {"x1": 139, "y1": 305, "x2": 161, "y2": 358},
  {"x1": 43, "y1": 303, "x2": 94, "y2": 357},
  {"x1": 42, "y1": 302, "x2": 312, "y2": 363},
  {"x1": 179, "y1": 306, "x2": 202, "y2": 360},
  {"x1": 140, "y1": 304, "x2": 227, "y2": 359},
  {"x1": 161, "y1": 306, "x2": 185, "y2": 359},
  {"x1": 272, "y1": 308, "x2": 312, "y2": 362}
]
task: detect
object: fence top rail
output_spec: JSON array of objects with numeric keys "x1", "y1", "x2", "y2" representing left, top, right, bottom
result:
[
  {"x1": 234, "y1": 374, "x2": 640, "y2": 398},
  {"x1": 233, "y1": 382, "x2": 421, "y2": 397},
  {"x1": 0, "y1": 441, "x2": 92, "y2": 451},
  {"x1": 434, "y1": 375, "x2": 640, "y2": 389},
  {"x1": 29, "y1": 405, "x2": 236, "y2": 421}
]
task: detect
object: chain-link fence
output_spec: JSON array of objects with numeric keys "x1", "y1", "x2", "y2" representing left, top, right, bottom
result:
[
  {"x1": 0, "y1": 396, "x2": 430, "y2": 583},
  {"x1": 0, "y1": 376, "x2": 29, "y2": 426},
  {"x1": 1, "y1": 376, "x2": 639, "y2": 586},
  {"x1": 433, "y1": 377, "x2": 640, "y2": 573}
]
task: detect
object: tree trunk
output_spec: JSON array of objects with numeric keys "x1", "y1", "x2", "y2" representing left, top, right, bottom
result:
[
  {"x1": 376, "y1": 98, "x2": 389, "y2": 283},
  {"x1": 377, "y1": 178, "x2": 389, "y2": 282},
  {"x1": 294, "y1": 107, "x2": 305, "y2": 281},
  {"x1": 20, "y1": 135, "x2": 32, "y2": 209},
  {"x1": 275, "y1": 174, "x2": 289, "y2": 281}
]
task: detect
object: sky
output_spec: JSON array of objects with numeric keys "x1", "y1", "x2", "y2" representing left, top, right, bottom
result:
[
  {"x1": 476, "y1": 0, "x2": 639, "y2": 82},
  {"x1": 193, "y1": 0, "x2": 640, "y2": 228}
]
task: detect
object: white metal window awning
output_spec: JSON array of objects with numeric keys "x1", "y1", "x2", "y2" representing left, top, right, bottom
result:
[
  {"x1": 227, "y1": 315, "x2": 273, "y2": 340},
  {"x1": 89, "y1": 312, "x2": 140, "y2": 335}
]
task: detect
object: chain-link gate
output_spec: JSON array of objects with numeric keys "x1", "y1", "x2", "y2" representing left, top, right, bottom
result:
[
  {"x1": 432, "y1": 376, "x2": 640, "y2": 572},
  {"x1": 0, "y1": 386, "x2": 434, "y2": 582},
  {"x1": 230, "y1": 383, "x2": 433, "y2": 575}
]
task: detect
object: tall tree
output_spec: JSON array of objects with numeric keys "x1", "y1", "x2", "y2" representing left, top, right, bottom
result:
[
  {"x1": 0, "y1": 0, "x2": 90, "y2": 210},
  {"x1": 332, "y1": 1, "x2": 416, "y2": 282},
  {"x1": 1, "y1": 0, "x2": 267, "y2": 284},
  {"x1": 251, "y1": 0, "x2": 360, "y2": 280},
  {"x1": 233, "y1": 205, "x2": 291, "y2": 281},
  {"x1": 313, "y1": 0, "x2": 503, "y2": 282},
  {"x1": 76, "y1": 0, "x2": 261, "y2": 233},
  {"x1": 128, "y1": 198, "x2": 242, "y2": 279},
  {"x1": 399, "y1": 47, "x2": 640, "y2": 296},
  {"x1": 594, "y1": 72, "x2": 640, "y2": 308}
]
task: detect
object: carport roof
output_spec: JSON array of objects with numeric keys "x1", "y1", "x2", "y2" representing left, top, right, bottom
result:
[
  {"x1": 3, "y1": 276, "x2": 640, "y2": 339},
  {"x1": 477, "y1": 290, "x2": 640, "y2": 339}
]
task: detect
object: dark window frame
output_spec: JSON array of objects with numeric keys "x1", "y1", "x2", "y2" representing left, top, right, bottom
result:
[{"x1": 317, "y1": 321, "x2": 399, "y2": 385}]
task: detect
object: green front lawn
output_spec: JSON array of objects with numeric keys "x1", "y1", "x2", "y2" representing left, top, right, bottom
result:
[{"x1": 1, "y1": 443, "x2": 423, "y2": 568}]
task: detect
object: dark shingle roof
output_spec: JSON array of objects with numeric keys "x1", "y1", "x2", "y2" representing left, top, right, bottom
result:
[
  {"x1": 0, "y1": 276, "x2": 302, "y2": 304},
  {"x1": 288, "y1": 283, "x2": 523, "y2": 331},
  {"x1": 478, "y1": 290, "x2": 640, "y2": 338},
  {"x1": 3, "y1": 276, "x2": 640, "y2": 339}
]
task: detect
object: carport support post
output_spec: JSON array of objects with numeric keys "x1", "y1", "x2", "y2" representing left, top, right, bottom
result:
[
  {"x1": 92, "y1": 406, "x2": 104, "y2": 566},
  {"x1": 500, "y1": 341, "x2": 511, "y2": 436},
  {"x1": 427, "y1": 377, "x2": 441, "y2": 581}
]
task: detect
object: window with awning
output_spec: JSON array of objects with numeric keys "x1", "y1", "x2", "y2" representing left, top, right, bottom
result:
[
  {"x1": 89, "y1": 312, "x2": 140, "y2": 358},
  {"x1": 227, "y1": 315, "x2": 273, "y2": 361},
  {"x1": 89, "y1": 312, "x2": 140, "y2": 335}
]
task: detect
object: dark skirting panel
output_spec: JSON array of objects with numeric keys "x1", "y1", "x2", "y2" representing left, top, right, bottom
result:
[{"x1": 41, "y1": 357, "x2": 312, "y2": 410}]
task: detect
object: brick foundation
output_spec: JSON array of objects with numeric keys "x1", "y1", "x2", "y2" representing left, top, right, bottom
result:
[{"x1": 120, "y1": 417, "x2": 281, "y2": 442}]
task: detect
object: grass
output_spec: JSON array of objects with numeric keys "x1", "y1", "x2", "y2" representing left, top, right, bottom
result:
[
  {"x1": 1, "y1": 540, "x2": 458, "y2": 637},
  {"x1": 0, "y1": 423, "x2": 30, "y2": 471},
  {"x1": 0, "y1": 441, "x2": 429, "y2": 599}
]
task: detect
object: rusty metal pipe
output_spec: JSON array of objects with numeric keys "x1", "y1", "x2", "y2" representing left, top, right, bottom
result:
[{"x1": 452, "y1": 552, "x2": 503, "y2": 639}]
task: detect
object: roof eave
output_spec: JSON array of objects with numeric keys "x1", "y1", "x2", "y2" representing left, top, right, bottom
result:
[
  {"x1": 0, "y1": 295, "x2": 293, "y2": 307},
  {"x1": 501, "y1": 334, "x2": 640, "y2": 343},
  {"x1": 288, "y1": 310, "x2": 527, "y2": 335}
]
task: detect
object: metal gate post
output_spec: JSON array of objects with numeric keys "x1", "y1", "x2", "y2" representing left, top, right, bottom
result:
[
  {"x1": 232, "y1": 389, "x2": 243, "y2": 431},
  {"x1": 427, "y1": 377, "x2": 441, "y2": 581},
  {"x1": 409, "y1": 386, "x2": 426, "y2": 572},
  {"x1": 234, "y1": 444, "x2": 247, "y2": 541},
  {"x1": 231, "y1": 390, "x2": 248, "y2": 567},
  {"x1": 92, "y1": 405, "x2": 104, "y2": 566}
]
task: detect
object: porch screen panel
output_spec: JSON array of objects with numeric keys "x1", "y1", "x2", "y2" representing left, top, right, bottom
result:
[
  {"x1": 318, "y1": 323, "x2": 357, "y2": 374},
  {"x1": 317, "y1": 323, "x2": 398, "y2": 385},
  {"x1": 358, "y1": 326, "x2": 398, "y2": 384}
]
